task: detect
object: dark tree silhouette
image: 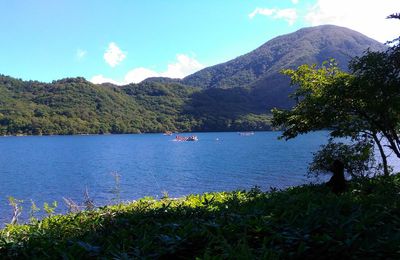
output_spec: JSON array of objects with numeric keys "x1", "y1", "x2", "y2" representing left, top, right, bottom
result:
[{"x1": 326, "y1": 160, "x2": 346, "y2": 194}]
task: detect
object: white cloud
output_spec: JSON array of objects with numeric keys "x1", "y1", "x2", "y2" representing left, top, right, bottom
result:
[
  {"x1": 275, "y1": 9, "x2": 297, "y2": 25},
  {"x1": 76, "y1": 49, "x2": 87, "y2": 60},
  {"x1": 305, "y1": 0, "x2": 400, "y2": 43},
  {"x1": 90, "y1": 54, "x2": 204, "y2": 85},
  {"x1": 249, "y1": 8, "x2": 276, "y2": 19},
  {"x1": 249, "y1": 7, "x2": 298, "y2": 25},
  {"x1": 90, "y1": 74, "x2": 123, "y2": 85},
  {"x1": 291, "y1": 0, "x2": 299, "y2": 4},
  {"x1": 161, "y1": 54, "x2": 204, "y2": 78},
  {"x1": 124, "y1": 67, "x2": 160, "y2": 84},
  {"x1": 104, "y1": 42, "x2": 126, "y2": 67}
]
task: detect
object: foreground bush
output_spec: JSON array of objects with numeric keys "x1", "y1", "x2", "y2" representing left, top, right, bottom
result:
[{"x1": 0, "y1": 175, "x2": 399, "y2": 259}]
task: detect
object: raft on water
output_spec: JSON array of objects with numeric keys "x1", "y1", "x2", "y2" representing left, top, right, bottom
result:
[{"x1": 174, "y1": 135, "x2": 198, "y2": 141}]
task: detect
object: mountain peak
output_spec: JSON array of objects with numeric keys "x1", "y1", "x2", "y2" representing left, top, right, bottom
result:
[{"x1": 182, "y1": 25, "x2": 385, "y2": 90}]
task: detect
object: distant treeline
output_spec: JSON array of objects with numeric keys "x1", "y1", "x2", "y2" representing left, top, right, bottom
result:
[{"x1": 0, "y1": 75, "x2": 272, "y2": 135}]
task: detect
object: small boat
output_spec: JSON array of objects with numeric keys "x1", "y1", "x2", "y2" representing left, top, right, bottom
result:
[
  {"x1": 186, "y1": 136, "x2": 198, "y2": 141},
  {"x1": 238, "y1": 131, "x2": 255, "y2": 136},
  {"x1": 163, "y1": 131, "x2": 173, "y2": 136},
  {"x1": 174, "y1": 135, "x2": 198, "y2": 142}
]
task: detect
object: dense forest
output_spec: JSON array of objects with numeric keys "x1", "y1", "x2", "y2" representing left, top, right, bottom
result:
[{"x1": 0, "y1": 75, "x2": 272, "y2": 135}]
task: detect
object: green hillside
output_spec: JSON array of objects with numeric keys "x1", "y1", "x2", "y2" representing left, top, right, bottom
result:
[
  {"x1": 0, "y1": 75, "x2": 272, "y2": 135},
  {"x1": 183, "y1": 25, "x2": 385, "y2": 89},
  {"x1": 146, "y1": 26, "x2": 385, "y2": 111},
  {"x1": 182, "y1": 25, "x2": 386, "y2": 109},
  {"x1": 0, "y1": 76, "x2": 193, "y2": 135}
]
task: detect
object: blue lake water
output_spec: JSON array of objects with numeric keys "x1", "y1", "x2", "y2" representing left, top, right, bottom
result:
[{"x1": 0, "y1": 131, "x2": 331, "y2": 223}]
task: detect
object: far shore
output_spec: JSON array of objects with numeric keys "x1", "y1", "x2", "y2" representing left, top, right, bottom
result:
[{"x1": 0, "y1": 129, "x2": 274, "y2": 137}]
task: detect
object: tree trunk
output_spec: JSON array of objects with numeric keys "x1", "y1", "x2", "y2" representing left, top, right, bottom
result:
[{"x1": 372, "y1": 133, "x2": 390, "y2": 176}]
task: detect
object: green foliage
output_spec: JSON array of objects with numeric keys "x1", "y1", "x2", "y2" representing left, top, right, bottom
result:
[
  {"x1": 29, "y1": 200, "x2": 40, "y2": 223},
  {"x1": 308, "y1": 139, "x2": 378, "y2": 178},
  {"x1": 347, "y1": 47, "x2": 400, "y2": 159},
  {"x1": 272, "y1": 50, "x2": 400, "y2": 174},
  {"x1": 0, "y1": 75, "x2": 273, "y2": 135},
  {"x1": 43, "y1": 201, "x2": 57, "y2": 217},
  {"x1": 272, "y1": 17, "x2": 399, "y2": 177},
  {"x1": 0, "y1": 175, "x2": 399, "y2": 258},
  {"x1": 184, "y1": 87, "x2": 273, "y2": 131},
  {"x1": 272, "y1": 60, "x2": 353, "y2": 139}
]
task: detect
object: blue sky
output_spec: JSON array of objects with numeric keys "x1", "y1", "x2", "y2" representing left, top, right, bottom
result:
[{"x1": 0, "y1": 0, "x2": 398, "y2": 84}]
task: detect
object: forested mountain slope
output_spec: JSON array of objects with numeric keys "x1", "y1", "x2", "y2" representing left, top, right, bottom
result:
[{"x1": 181, "y1": 25, "x2": 385, "y2": 109}]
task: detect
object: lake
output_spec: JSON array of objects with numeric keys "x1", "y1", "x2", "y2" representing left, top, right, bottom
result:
[{"x1": 0, "y1": 131, "x2": 330, "y2": 223}]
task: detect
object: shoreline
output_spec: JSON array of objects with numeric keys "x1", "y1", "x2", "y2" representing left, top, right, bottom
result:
[{"x1": 0, "y1": 129, "x2": 275, "y2": 138}]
